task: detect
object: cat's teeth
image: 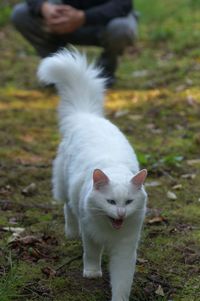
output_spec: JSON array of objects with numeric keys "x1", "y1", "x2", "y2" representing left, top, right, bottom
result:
[{"x1": 109, "y1": 217, "x2": 124, "y2": 230}]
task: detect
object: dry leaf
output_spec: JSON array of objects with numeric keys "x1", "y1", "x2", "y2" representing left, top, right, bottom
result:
[
  {"x1": 8, "y1": 217, "x2": 18, "y2": 225},
  {"x1": 137, "y1": 258, "x2": 148, "y2": 264},
  {"x1": 187, "y1": 159, "x2": 200, "y2": 166},
  {"x1": 41, "y1": 266, "x2": 57, "y2": 277},
  {"x1": 3, "y1": 227, "x2": 25, "y2": 234},
  {"x1": 3, "y1": 227, "x2": 25, "y2": 243},
  {"x1": 10, "y1": 235, "x2": 42, "y2": 245},
  {"x1": 175, "y1": 84, "x2": 186, "y2": 92},
  {"x1": 145, "y1": 181, "x2": 161, "y2": 187},
  {"x1": 146, "y1": 123, "x2": 155, "y2": 130},
  {"x1": 175, "y1": 124, "x2": 184, "y2": 130},
  {"x1": 0, "y1": 185, "x2": 12, "y2": 197},
  {"x1": 147, "y1": 216, "x2": 168, "y2": 225},
  {"x1": 185, "y1": 78, "x2": 193, "y2": 85},
  {"x1": 172, "y1": 184, "x2": 182, "y2": 190},
  {"x1": 155, "y1": 285, "x2": 165, "y2": 296},
  {"x1": 186, "y1": 95, "x2": 196, "y2": 106},
  {"x1": 114, "y1": 110, "x2": 129, "y2": 118},
  {"x1": 146, "y1": 123, "x2": 162, "y2": 134},
  {"x1": 181, "y1": 173, "x2": 196, "y2": 179},
  {"x1": 21, "y1": 183, "x2": 37, "y2": 196},
  {"x1": 167, "y1": 191, "x2": 177, "y2": 200},
  {"x1": 132, "y1": 70, "x2": 149, "y2": 77},
  {"x1": 128, "y1": 114, "x2": 143, "y2": 121}
]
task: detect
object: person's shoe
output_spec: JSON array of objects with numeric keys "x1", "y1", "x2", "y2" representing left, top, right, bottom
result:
[
  {"x1": 104, "y1": 74, "x2": 116, "y2": 88},
  {"x1": 96, "y1": 51, "x2": 117, "y2": 88}
]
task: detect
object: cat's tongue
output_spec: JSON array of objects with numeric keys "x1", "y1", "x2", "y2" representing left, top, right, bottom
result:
[{"x1": 110, "y1": 217, "x2": 124, "y2": 230}]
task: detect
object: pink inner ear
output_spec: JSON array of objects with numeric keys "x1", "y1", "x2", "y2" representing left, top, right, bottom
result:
[
  {"x1": 131, "y1": 169, "x2": 147, "y2": 188},
  {"x1": 93, "y1": 169, "x2": 109, "y2": 190}
]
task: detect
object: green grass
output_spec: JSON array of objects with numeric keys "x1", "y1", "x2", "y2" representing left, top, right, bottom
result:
[{"x1": 0, "y1": 0, "x2": 200, "y2": 300}]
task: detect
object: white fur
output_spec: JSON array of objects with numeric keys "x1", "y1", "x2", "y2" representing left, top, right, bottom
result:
[{"x1": 38, "y1": 49, "x2": 147, "y2": 301}]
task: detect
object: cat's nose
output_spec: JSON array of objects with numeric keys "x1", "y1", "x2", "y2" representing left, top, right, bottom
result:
[{"x1": 117, "y1": 207, "x2": 126, "y2": 218}]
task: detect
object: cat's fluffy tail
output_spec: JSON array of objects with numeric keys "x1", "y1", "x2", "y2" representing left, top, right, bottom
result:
[{"x1": 37, "y1": 49, "x2": 106, "y2": 119}]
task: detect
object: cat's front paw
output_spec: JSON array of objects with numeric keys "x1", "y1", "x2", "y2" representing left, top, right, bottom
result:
[{"x1": 83, "y1": 269, "x2": 102, "y2": 278}]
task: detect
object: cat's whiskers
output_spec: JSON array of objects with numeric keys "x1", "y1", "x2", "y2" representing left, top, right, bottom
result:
[
  {"x1": 92, "y1": 213, "x2": 107, "y2": 216},
  {"x1": 88, "y1": 207, "x2": 105, "y2": 211}
]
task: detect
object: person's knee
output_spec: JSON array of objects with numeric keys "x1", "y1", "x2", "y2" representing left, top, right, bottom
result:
[
  {"x1": 105, "y1": 15, "x2": 137, "y2": 50},
  {"x1": 11, "y1": 3, "x2": 30, "y2": 29}
]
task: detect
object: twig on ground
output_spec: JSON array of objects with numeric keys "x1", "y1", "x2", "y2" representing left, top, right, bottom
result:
[{"x1": 56, "y1": 254, "x2": 82, "y2": 271}]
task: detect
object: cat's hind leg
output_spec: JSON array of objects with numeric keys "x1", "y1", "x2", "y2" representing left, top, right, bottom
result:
[
  {"x1": 52, "y1": 155, "x2": 66, "y2": 203},
  {"x1": 82, "y1": 232, "x2": 103, "y2": 278},
  {"x1": 64, "y1": 203, "x2": 79, "y2": 239}
]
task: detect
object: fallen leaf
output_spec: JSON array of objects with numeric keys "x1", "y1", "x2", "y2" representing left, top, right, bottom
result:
[
  {"x1": 41, "y1": 266, "x2": 57, "y2": 277},
  {"x1": 146, "y1": 123, "x2": 155, "y2": 130},
  {"x1": 169, "y1": 223, "x2": 193, "y2": 234},
  {"x1": 20, "y1": 134, "x2": 34, "y2": 143},
  {"x1": 7, "y1": 236, "x2": 18, "y2": 244},
  {"x1": 21, "y1": 183, "x2": 37, "y2": 196},
  {"x1": 137, "y1": 258, "x2": 148, "y2": 264},
  {"x1": 167, "y1": 191, "x2": 177, "y2": 200},
  {"x1": 175, "y1": 84, "x2": 186, "y2": 92},
  {"x1": 175, "y1": 124, "x2": 184, "y2": 130},
  {"x1": 3, "y1": 227, "x2": 25, "y2": 243},
  {"x1": 128, "y1": 114, "x2": 143, "y2": 121},
  {"x1": 10, "y1": 235, "x2": 42, "y2": 245},
  {"x1": 181, "y1": 173, "x2": 196, "y2": 179},
  {"x1": 187, "y1": 159, "x2": 200, "y2": 166},
  {"x1": 185, "y1": 78, "x2": 193, "y2": 85},
  {"x1": 172, "y1": 184, "x2": 182, "y2": 190},
  {"x1": 186, "y1": 95, "x2": 196, "y2": 106},
  {"x1": 147, "y1": 216, "x2": 168, "y2": 225},
  {"x1": 114, "y1": 110, "x2": 129, "y2": 118},
  {"x1": 155, "y1": 285, "x2": 165, "y2": 296},
  {"x1": 146, "y1": 123, "x2": 162, "y2": 134},
  {"x1": 3, "y1": 227, "x2": 25, "y2": 234},
  {"x1": 132, "y1": 70, "x2": 149, "y2": 77},
  {"x1": 0, "y1": 185, "x2": 12, "y2": 197},
  {"x1": 29, "y1": 247, "x2": 50, "y2": 260},
  {"x1": 145, "y1": 181, "x2": 161, "y2": 187},
  {"x1": 8, "y1": 217, "x2": 18, "y2": 225},
  {"x1": 16, "y1": 156, "x2": 44, "y2": 165}
]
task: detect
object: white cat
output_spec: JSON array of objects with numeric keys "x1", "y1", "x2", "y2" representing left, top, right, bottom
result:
[{"x1": 38, "y1": 49, "x2": 148, "y2": 301}]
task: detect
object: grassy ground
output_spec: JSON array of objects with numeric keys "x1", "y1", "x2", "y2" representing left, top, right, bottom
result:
[{"x1": 0, "y1": 0, "x2": 200, "y2": 300}]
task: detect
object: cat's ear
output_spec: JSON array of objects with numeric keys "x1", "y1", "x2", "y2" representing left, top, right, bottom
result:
[
  {"x1": 93, "y1": 169, "x2": 109, "y2": 190},
  {"x1": 131, "y1": 169, "x2": 147, "y2": 188}
]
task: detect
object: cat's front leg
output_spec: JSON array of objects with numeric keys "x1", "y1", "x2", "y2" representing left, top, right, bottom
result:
[
  {"x1": 82, "y1": 232, "x2": 103, "y2": 278},
  {"x1": 109, "y1": 245, "x2": 137, "y2": 301}
]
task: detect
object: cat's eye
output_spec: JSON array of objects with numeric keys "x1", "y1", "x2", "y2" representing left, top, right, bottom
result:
[
  {"x1": 126, "y1": 199, "x2": 134, "y2": 205},
  {"x1": 106, "y1": 199, "x2": 116, "y2": 205}
]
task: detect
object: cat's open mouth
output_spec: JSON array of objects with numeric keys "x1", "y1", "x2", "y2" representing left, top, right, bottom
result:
[{"x1": 108, "y1": 217, "x2": 124, "y2": 229}]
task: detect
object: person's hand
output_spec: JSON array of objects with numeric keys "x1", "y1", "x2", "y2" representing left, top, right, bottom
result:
[
  {"x1": 44, "y1": 5, "x2": 85, "y2": 34},
  {"x1": 41, "y1": 3, "x2": 62, "y2": 22}
]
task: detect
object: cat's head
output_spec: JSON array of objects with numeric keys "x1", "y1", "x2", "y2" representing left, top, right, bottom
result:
[{"x1": 88, "y1": 169, "x2": 147, "y2": 230}]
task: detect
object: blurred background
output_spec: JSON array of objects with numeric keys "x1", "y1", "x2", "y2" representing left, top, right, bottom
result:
[{"x1": 1, "y1": 0, "x2": 200, "y2": 89}]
